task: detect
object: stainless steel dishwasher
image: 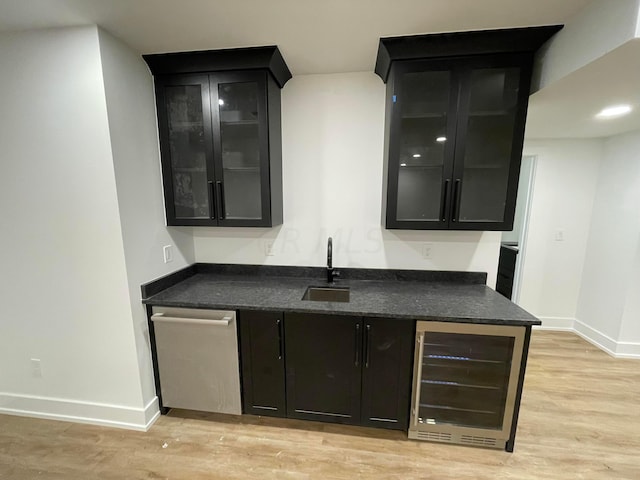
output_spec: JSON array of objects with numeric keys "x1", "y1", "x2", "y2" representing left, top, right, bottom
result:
[{"x1": 151, "y1": 306, "x2": 242, "y2": 415}]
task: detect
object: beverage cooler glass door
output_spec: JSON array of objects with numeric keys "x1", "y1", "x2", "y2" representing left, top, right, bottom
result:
[{"x1": 409, "y1": 321, "x2": 524, "y2": 448}]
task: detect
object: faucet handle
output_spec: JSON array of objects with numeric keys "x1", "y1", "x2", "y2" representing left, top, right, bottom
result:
[{"x1": 331, "y1": 269, "x2": 341, "y2": 282}]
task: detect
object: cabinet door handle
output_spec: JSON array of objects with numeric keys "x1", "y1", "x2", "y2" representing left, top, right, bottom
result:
[
  {"x1": 208, "y1": 181, "x2": 215, "y2": 219},
  {"x1": 451, "y1": 179, "x2": 462, "y2": 222},
  {"x1": 354, "y1": 323, "x2": 361, "y2": 367},
  {"x1": 276, "y1": 319, "x2": 283, "y2": 360},
  {"x1": 215, "y1": 181, "x2": 225, "y2": 220},
  {"x1": 440, "y1": 179, "x2": 450, "y2": 221},
  {"x1": 365, "y1": 324, "x2": 371, "y2": 368}
]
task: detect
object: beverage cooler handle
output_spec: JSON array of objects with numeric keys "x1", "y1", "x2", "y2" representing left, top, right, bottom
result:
[{"x1": 413, "y1": 332, "x2": 425, "y2": 426}]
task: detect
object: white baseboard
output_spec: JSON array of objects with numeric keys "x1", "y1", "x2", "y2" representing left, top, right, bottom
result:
[
  {"x1": 568, "y1": 319, "x2": 640, "y2": 359},
  {"x1": 532, "y1": 317, "x2": 640, "y2": 359},
  {"x1": 616, "y1": 341, "x2": 640, "y2": 358},
  {"x1": 573, "y1": 319, "x2": 619, "y2": 357},
  {"x1": 534, "y1": 316, "x2": 575, "y2": 331},
  {"x1": 0, "y1": 393, "x2": 160, "y2": 431}
]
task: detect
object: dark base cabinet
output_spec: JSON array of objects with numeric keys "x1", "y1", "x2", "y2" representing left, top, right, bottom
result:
[
  {"x1": 239, "y1": 310, "x2": 286, "y2": 417},
  {"x1": 285, "y1": 313, "x2": 362, "y2": 425},
  {"x1": 361, "y1": 317, "x2": 414, "y2": 430},
  {"x1": 496, "y1": 244, "x2": 518, "y2": 299},
  {"x1": 239, "y1": 310, "x2": 415, "y2": 431}
]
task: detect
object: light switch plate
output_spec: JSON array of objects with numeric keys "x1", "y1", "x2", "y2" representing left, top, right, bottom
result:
[
  {"x1": 31, "y1": 358, "x2": 42, "y2": 378},
  {"x1": 163, "y1": 245, "x2": 173, "y2": 263}
]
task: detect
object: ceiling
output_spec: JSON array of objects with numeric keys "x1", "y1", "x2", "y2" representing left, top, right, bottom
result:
[
  {"x1": 0, "y1": 0, "x2": 590, "y2": 74},
  {"x1": 525, "y1": 39, "x2": 640, "y2": 139},
  {"x1": 2, "y1": 0, "x2": 638, "y2": 139}
]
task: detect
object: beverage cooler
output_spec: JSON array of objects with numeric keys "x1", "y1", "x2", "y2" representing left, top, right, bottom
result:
[{"x1": 409, "y1": 321, "x2": 525, "y2": 449}]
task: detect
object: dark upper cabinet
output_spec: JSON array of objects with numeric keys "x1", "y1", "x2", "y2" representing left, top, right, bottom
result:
[
  {"x1": 238, "y1": 310, "x2": 286, "y2": 417},
  {"x1": 360, "y1": 317, "x2": 415, "y2": 430},
  {"x1": 375, "y1": 27, "x2": 562, "y2": 231},
  {"x1": 144, "y1": 47, "x2": 290, "y2": 227}
]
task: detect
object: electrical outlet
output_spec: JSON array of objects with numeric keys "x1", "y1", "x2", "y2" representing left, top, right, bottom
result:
[
  {"x1": 163, "y1": 245, "x2": 173, "y2": 263},
  {"x1": 554, "y1": 230, "x2": 565, "y2": 242},
  {"x1": 264, "y1": 240, "x2": 275, "y2": 256},
  {"x1": 31, "y1": 358, "x2": 42, "y2": 378},
  {"x1": 422, "y1": 243, "x2": 434, "y2": 259}
]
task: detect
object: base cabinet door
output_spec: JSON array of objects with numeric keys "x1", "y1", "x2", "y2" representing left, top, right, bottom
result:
[
  {"x1": 360, "y1": 317, "x2": 415, "y2": 430},
  {"x1": 239, "y1": 310, "x2": 286, "y2": 417},
  {"x1": 284, "y1": 313, "x2": 363, "y2": 425}
]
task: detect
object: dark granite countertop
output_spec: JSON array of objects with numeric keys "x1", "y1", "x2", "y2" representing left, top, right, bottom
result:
[{"x1": 141, "y1": 264, "x2": 540, "y2": 326}]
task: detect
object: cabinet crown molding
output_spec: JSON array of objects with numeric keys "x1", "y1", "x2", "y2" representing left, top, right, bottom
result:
[
  {"x1": 374, "y1": 25, "x2": 563, "y2": 83},
  {"x1": 143, "y1": 45, "x2": 292, "y2": 88}
]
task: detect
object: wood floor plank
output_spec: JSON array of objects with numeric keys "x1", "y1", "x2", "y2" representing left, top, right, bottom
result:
[{"x1": 0, "y1": 331, "x2": 638, "y2": 479}]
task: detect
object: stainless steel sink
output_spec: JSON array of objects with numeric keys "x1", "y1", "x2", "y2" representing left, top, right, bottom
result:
[{"x1": 302, "y1": 286, "x2": 350, "y2": 303}]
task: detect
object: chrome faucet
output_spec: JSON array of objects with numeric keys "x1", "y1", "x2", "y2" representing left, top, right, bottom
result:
[{"x1": 327, "y1": 237, "x2": 339, "y2": 283}]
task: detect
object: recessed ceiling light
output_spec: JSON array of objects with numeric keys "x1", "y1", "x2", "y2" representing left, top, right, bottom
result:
[
  {"x1": 412, "y1": 154, "x2": 421, "y2": 158},
  {"x1": 400, "y1": 163, "x2": 407, "y2": 167},
  {"x1": 436, "y1": 136, "x2": 447, "y2": 142},
  {"x1": 596, "y1": 104, "x2": 632, "y2": 118}
]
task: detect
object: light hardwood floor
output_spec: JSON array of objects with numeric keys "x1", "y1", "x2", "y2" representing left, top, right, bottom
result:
[{"x1": 1, "y1": 330, "x2": 638, "y2": 479}]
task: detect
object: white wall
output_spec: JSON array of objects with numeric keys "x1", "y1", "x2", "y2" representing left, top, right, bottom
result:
[
  {"x1": 97, "y1": 29, "x2": 195, "y2": 414},
  {"x1": 0, "y1": 27, "x2": 149, "y2": 427},
  {"x1": 502, "y1": 155, "x2": 534, "y2": 244},
  {"x1": 619, "y1": 240, "x2": 640, "y2": 352},
  {"x1": 519, "y1": 139, "x2": 602, "y2": 326},
  {"x1": 534, "y1": 0, "x2": 640, "y2": 91},
  {"x1": 193, "y1": 73, "x2": 502, "y2": 285},
  {"x1": 576, "y1": 130, "x2": 640, "y2": 351}
]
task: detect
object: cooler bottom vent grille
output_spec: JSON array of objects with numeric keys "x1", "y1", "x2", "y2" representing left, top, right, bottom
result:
[
  {"x1": 416, "y1": 431, "x2": 452, "y2": 443},
  {"x1": 409, "y1": 429, "x2": 504, "y2": 449},
  {"x1": 460, "y1": 435, "x2": 498, "y2": 447}
]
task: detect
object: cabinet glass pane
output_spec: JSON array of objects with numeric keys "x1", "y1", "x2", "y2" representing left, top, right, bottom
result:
[
  {"x1": 396, "y1": 71, "x2": 450, "y2": 221},
  {"x1": 165, "y1": 85, "x2": 209, "y2": 219},
  {"x1": 418, "y1": 332, "x2": 513, "y2": 430},
  {"x1": 458, "y1": 68, "x2": 520, "y2": 223},
  {"x1": 218, "y1": 82, "x2": 262, "y2": 220}
]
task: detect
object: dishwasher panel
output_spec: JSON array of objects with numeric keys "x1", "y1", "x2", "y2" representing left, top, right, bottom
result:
[{"x1": 151, "y1": 306, "x2": 242, "y2": 415}]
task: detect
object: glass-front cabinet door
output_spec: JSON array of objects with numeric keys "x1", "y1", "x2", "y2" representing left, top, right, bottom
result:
[
  {"x1": 156, "y1": 75, "x2": 215, "y2": 225},
  {"x1": 212, "y1": 72, "x2": 270, "y2": 226},
  {"x1": 409, "y1": 322, "x2": 524, "y2": 449},
  {"x1": 386, "y1": 62, "x2": 457, "y2": 229},
  {"x1": 451, "y1": 57, "x2": 529, "y2": 229},
  {"x1": 155, "y1": 71, "x2": 275, "y2": 227},
  {"x1": 383, "y1": 55, "x2": 531, "y2": 231},
  {"x1": 146, "y1": 47, "x2": 288, "y2": 228}
]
